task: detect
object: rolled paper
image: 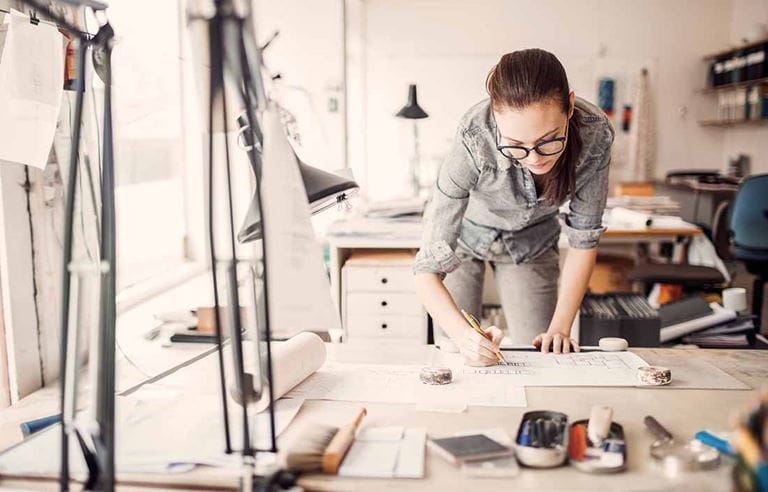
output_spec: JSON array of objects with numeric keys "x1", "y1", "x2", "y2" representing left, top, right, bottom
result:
[{"x1": 254, "y1": 332, "x2": 327, "y2": 412}]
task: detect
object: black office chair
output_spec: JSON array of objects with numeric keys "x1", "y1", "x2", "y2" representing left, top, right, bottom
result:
[
  {"x1": 628, "y1": 199, "x2": 731, "y2": 292},
  {"x1": 728, "y1": 174, "x2": 768, "y2": 324}
]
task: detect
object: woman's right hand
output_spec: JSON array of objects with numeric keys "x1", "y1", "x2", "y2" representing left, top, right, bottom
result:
[{"x1": 457, "y1": 325, "x2": 503, "y2": 367}]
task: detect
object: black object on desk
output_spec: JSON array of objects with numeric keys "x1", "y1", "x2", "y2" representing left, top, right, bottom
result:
[
  {"x1": 579, "y1": 293, "x2": 661, "y2": 347},
  {"x1": 169, "y1": 333, "x2": 218, "y2": 344}
]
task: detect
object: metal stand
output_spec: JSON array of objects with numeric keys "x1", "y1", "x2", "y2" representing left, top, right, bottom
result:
[
  {"x1": 200, "y1": 1, "x2": 284, "y2": 489},
  {"x1": 18, "y1": 1, "x2": 115, "y2": 490}
]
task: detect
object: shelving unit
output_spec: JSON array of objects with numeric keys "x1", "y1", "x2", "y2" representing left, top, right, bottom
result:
[
  {"x1": 698, "y1": 76, "x2": 768, "y2": 94},
  {"x1": 702, "y1": 36, "x2": 768, "y2": 61},
  {"x1": 699, "y1": 118, "x2": 768, "y2": 128},
  {"x1": 697, "y1": 39, "x2": 767, "y2": 128}
]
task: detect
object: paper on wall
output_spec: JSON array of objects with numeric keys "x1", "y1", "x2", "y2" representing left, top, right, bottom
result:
[{"x1": 0, "y1": 11, "x2": 64, "y2": 169}]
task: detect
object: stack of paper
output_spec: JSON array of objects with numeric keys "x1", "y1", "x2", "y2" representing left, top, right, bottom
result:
[
  {"x1": 338, "y1": 426, "x2": 426, "y2": 478},
  {"x1": 362, "y1": 197, "x2": 425, "y2": 219},
  {"x1": 682, "y1": 316, "x2": 757, "y2": 348}
]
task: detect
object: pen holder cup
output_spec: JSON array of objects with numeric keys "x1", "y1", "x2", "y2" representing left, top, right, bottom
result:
[
  {"x1": 515, "y1": 411, "x2": 569, "y2": 468},
  {"x1": 568, "y1": 420, "x2": 627, "y2": 473}
]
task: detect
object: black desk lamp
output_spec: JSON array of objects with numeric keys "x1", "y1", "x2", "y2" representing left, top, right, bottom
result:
[
  {"x1": 235, "y1": 111, "x2": 358, "y2": 244},
  {"x1": 395, "y1": 84, "x2": 428, "y2": 196}
]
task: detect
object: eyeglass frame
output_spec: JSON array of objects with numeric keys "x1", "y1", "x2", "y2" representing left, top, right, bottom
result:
[{"x1": 494, "y1": 117, "x2": 570, "y2": 161}]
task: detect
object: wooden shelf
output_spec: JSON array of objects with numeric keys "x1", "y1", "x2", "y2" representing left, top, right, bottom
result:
[
  {"x1": 699, "y1": 77, "x2": 768, "y2": 94},
  {"x1": 698, "y1": 118, "x2": 768, "y2": 128},
  {"x1": 703, "y1": 37, "x2": 768, "y2": 61}
]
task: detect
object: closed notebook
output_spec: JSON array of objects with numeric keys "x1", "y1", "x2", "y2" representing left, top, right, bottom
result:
[{"x1": 428, "y1": 434, "x2": 512, "y2": 465}]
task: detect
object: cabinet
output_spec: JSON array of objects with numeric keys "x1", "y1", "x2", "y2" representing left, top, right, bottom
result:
[{"x1": 340, "y1": 250, "x2": 427, "y2": 343}]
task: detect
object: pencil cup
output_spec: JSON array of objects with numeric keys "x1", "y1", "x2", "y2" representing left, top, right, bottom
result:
[{"x1": 722, "y1": 287, "x2": 747, "y2": 313}]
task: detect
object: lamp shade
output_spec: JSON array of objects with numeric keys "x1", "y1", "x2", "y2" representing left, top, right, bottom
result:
[
  {"x1": 395, "y1": 84, "x2": 428, "y2": 119},
  {"x1": 238, "y1": 154, "x2": 358, "y2": 243},
  {"x1": 235, "y1": 113, "x2": 359, "y2": 243}
]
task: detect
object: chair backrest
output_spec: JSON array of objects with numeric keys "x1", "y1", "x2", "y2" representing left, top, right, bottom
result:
[
  {"x1": 729, "y1": 174, "x2": 768, "y2": 259},
  {"x1": 711, "y1": 199, "x2": 731, "y2": 261}
]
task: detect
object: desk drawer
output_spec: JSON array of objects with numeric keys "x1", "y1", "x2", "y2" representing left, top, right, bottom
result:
[
  {"x1": 346, "y1": 314, "x2": 425, "y2": 341},
  {"x1": 343, "y1": 265, "x2": 414, "y2": 292},
  {"x1": 346, "y1": 292, "x2": 422, "y2": 317}
]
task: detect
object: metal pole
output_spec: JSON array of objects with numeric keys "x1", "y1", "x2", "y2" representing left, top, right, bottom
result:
[
  {"x1": 94, "y1": 22, "x2": 116, "y2": 492},
  {"x1": 57, "y1": 37, "x2": 88, "y2": 492}
]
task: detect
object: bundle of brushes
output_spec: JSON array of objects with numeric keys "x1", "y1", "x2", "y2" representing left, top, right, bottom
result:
[
  {"x1": 733, "y1": 392, "x2": 768, "y2": 491},
  {"x1": 283, "y1": 407, "x2": 367, "y2": 474}
]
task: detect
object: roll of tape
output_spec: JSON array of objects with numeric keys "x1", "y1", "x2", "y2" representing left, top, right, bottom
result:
[
  {"x1": 599, "y1": 337, "x2": 629, "y2": 352},
  {"x1": 419, "y1": 366, "x2": 452, "y2": 385},
  {"x1": 637, "y1": 366, "x2": 672, "y2": 386}
]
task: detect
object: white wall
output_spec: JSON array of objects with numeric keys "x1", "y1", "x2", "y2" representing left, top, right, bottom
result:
[
  {"x1": 253, "y1": 0, "x2": 346, "y2": 173},
  {"x1": 723, "y1": 0, "x2": 768, "y2": 175},
  {"x1": 352, "y1": 0, "x2": 739, "y2": 200}
]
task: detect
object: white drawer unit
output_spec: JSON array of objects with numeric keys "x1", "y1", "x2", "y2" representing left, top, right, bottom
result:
[
  {"x1": 341, "y1": 250, "x2": 428, "y2": 344},
  {"x1": 345, "y1": 314, "x2": 425, "y2": 341},
  {"x1": 343, "y1": 265, "x2": 415, "y2": 292},
  {"x1": 346, "y1": 292, "x2": 423, "y2": 317}
]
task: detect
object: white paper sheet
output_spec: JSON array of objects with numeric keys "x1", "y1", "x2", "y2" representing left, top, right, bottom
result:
[
  {"x1": 458, "y1": 351, "x2": 649, "y2": 387},
  {"x1": 0, "y1": 12, "x2": 63, "y2": 169},
  {"x1": 0, "y1": 395, "x2": 304, "y2": 475},
  {"x1": 261, "y1": 107, "x2": 341, "y2": 337},
  {"x1": 338, "y1": 428, "x2": 426, "y2": 479},
  {"x1": 639, "y1": 350, "x2": 750, "y2": 390},
  {"x1": 284, "y1": 362, "x2": 527, "y2": 408}
]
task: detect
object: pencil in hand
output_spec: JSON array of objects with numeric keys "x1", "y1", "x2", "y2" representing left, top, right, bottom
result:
[{"x1": 461, "y1": 310, "x2": 508, "y2": 366}]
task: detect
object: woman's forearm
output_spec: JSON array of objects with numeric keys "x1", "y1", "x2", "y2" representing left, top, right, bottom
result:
[
  {"x1": 547, "y1": 246, "x2": 598, "y2": 336},
  {"x1": 414, "y1": 273, "x2": 469, "y2": 340}
]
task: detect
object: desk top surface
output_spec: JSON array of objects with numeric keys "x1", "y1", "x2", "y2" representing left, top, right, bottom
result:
[
  {"x1": 294, "y1": 344, "x2": 764, "y2": 492},
  {"x1": 326, "y1": 216, "x2": 702, "y2": 250},
  {"x1": 1, "y1": 343, "x2": 764, "y2": 491}
]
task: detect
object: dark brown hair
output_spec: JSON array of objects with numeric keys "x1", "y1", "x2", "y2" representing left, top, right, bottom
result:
[{"x1": 486, "y1": 49, "x2": 582, "y2": 204}]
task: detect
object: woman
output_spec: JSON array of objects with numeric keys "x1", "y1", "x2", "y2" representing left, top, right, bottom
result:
[{"x1": 414, "y1": 49, "x2": 614, "y2": 365}]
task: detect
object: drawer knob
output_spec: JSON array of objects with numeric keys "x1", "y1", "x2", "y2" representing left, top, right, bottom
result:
[
  {"x1": 381, "y1": 323, "x2": 388, "y2": 329},
  {"x1": 380, "y1": 277, "x2": 388, "y2": 284},
  {"x1": 381, "y1": 300, "x2": 388, "y2": 307}
]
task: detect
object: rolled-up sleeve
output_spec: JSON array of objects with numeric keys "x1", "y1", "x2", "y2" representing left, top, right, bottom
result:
[
  {"x1": 414, "y1": 129, "x2": 480, "y2": 277},
  {"x1": 563, "y1": 121, "x2": 614, "y2": 249}
]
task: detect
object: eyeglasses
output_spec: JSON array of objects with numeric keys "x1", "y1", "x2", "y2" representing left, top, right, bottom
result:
[{"x1": 495, "y1": 122, "x2": 568, "y2": 160}]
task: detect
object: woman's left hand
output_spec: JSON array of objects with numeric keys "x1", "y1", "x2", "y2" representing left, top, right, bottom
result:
[{"x1": 532, "y1": 331, "x2": 580, "y2": 354}]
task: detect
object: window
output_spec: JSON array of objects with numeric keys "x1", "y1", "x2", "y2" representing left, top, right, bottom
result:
[{"x1": 104, "y1": 1, "x2": 190, "y2": 290}]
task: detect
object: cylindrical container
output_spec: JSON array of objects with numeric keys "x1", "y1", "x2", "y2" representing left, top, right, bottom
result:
[{"x1": 722, "y1": 287, "x2": 748, "y2": 312}]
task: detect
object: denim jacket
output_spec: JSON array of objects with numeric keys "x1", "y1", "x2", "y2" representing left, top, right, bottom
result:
[{"x1": 414, "y1": 97, "x2": 614, "y2": 277}]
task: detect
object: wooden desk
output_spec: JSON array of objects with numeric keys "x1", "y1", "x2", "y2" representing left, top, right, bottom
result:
[
  {"x1": 296, "y1": 344, "x2": 761, "y2": 492},
  {"x1": 327, "y1": 217, "x2": 703, "y2": 339},
  {"x1": 0, "y1": 343, "x2": 763, "y2": 491}
]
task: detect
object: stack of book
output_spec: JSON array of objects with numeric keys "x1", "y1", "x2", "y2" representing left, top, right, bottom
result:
[
  {"x1": 659, "y1": 295, "x2": 757, "y2": 348},
  {"x1": 681, "y1": 316, "x2": 757, "y2": 348}
]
